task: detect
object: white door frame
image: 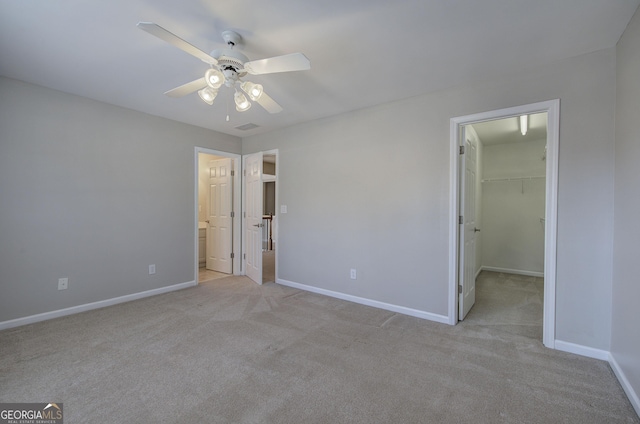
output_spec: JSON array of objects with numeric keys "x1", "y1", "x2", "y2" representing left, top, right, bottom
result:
[
  {"x1": 241, "y1": 149, "x2": 278, "y2": 281},
  {"x1": 194, "y1": 147, "x2": 242, "y2": 281},
  {"x1": 448, "y1": 99, "x2": 560, "y2": 349}
]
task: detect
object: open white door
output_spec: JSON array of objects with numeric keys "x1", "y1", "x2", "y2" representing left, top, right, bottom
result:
[
  {"x1": 206, "y1": 158, "x2": 233, "y2": 274},
  {"x1": 459, "y1": 130, "x2": 478, "y2": 320},
  {"x1": 244, "y1": 152, "x2": 263, "y2": 284}
]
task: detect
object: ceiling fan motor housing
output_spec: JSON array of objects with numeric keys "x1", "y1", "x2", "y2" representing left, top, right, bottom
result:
[
  {"x1": 211, "y1": 48, "x2": 249, "y2": 86},
  {"x1": 221, "y1": 30, "x2": 242, "y2": 47}
]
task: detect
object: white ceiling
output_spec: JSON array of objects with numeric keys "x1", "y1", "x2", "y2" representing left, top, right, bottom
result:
[{"x1": 1, "y1": 0, "x2": 638, "y2": 138}]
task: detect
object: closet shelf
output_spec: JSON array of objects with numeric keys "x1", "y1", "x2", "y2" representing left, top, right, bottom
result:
[{"x1": 481, "y1": 175, "x2": 545, "y2": 183}]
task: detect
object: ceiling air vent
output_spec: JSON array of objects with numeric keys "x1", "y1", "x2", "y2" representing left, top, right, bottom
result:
[{"x1": 235, "y1": 123, "x2": 260, "y2": 131}]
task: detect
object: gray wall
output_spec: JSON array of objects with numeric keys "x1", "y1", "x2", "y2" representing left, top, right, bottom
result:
[
  {"x1": 243, "y1": 47, "x2": 616, "y2": 350},
  {"x1": 0, "y1": 77, "x2": 241, "y2": 321},
  {"x1": 481, "y1": 139, "x2": 546, "y2": 275},
  {"x1": 0, "y1": 44, "x2": 624, "y2": 355},
  {"x1": 612, "y1": 5, "x2": 640, "y2": 408}
]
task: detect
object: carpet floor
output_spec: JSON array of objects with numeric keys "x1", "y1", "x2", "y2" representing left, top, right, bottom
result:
[{"x1": 1, "y1": 275, "x2": 637, "y2": 423}]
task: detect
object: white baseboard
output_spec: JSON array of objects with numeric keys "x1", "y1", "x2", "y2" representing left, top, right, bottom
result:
[
  {"x1": 277, "y1": 278, "x2": 450, "y2": 325},
  {"x1": 481, "y1": 266, "x2": 544, "y2": 278},
  {"x1": 551, "y1": 341, "x2": 639, "y2": 417},
  {"x1": 554, "y1": 340, "x2": 610, "y2": 361},
  {"x1": 0, "y1": 280, "x2": 197, "y2": 331},
  {"x1": 609, "y1": 353, "x2": 640, "y2": 417}
]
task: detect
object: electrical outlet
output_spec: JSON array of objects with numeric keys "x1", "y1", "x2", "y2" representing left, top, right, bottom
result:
[
  {"x1": 149, "y1": 264, "x2": 156, "y2": 275},
  {"x1": 350, "y1": 269, "x2": 357, "y2": 280},
  {"x1": 58, "y1": 278, "x2": 68, "y2": 290}
]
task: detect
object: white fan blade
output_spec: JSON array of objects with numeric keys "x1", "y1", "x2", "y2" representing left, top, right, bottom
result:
[
  {"x1": 164, "y1": 77, "x2": 207, "y2": 98},
  {"x1": 137, "y1": 22, "x2": 218, "y2": 65},
  {"x1": 256, "y1": 91, "x2": 283, "y2": 114},
  {"x1": 244, "y1": 53, "x2": 310, "y2": 75}
]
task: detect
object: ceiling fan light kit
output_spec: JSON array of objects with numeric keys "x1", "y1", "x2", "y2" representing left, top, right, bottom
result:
[
  {"x1": 198, "y1": 87, "x2": 218, "y2": 105},
  {"x1": 240, "y1": 81, "x2": 263, "y2": 101},
  {"x1": 205, "y1": 68, "x2": 225, "y2": 89},
  {"x1": 234, "y1": 91, "x2": 251, "y2": 111},
  {"x1": 137, "y1": 23, "x2": 310, "y2": 117}
]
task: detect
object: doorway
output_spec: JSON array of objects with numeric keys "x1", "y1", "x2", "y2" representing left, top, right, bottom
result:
[
  {"x1": 195, "y1": 148, "x2": 242, "y2": 284},
  {"x1": 243, "y1": 150, "x2": 278, "y2": 285},
  {"x1": 461, "y1": 113, "x2": 548, "y2": 340},
  {"x1": 262, "y1": 154, "x2": 276, "y2": 283},
  {"x1": 449, "y1": 100, "x2": 559, "y2": 348}
]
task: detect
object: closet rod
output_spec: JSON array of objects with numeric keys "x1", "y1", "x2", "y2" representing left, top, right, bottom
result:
[{"x1": 481, "y1": 176, "x2": 545, "y2": 183}]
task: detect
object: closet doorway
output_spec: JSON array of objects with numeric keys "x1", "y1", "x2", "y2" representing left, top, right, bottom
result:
[
  {"x1": 449, "y1": 100, "x2": 559, "y2": 348},
  {"x1": 464, "y1": 113, "x2": 547, "y2": 340}
]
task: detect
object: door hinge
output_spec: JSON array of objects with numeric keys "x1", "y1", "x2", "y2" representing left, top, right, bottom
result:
[
  {"x1": 459, "y1": 145, "x2": 465, "y2": 155},
  {"x1": 231, "y1": 170, "x2": 235, "y2": 177},
  {"x1": 458, "y1": 284, "x2": 462, "y2": 294},
  {"x1": 243, "y1": 253, "x2": 246, "y2": 260},
  {"x1": 459, "y1": 215, "x2": 463, "y2": 225},
  {"x1": 243, "y1": 211, "x2": 246, "y2": 218},
  {"x1": 230, "y1": 211, "x2": 235, "y2": 218},
  {"x1": 244, "y1": 170, "x2": 246, "y2": 177},
  {"x1": 230, "y1": 252, "x2": 235, "y2": 259}
]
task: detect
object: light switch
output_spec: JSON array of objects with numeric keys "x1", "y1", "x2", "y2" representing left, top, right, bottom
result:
[{"x1": 280, "y1": 205, "x2": 287, "y2": 214}]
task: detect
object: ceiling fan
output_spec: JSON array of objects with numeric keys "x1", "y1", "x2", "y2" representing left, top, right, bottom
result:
[{"x1": 137, "y1": 22, "x2": 311, "y2": 114}]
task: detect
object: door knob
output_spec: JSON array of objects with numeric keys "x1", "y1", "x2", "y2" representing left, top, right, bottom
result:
[
  {"x1": 474, "y1": 227, "x2": 481, "y2": 232},
  {"x1": 253, "y1": 223, "x2": 263, "y2": 228}
]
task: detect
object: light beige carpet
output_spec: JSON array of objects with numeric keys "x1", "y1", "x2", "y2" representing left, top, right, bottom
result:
[
  {"x1": 198, "y1": 267, "x2": 229, "y2": 283},
  {"x1": 465, "y1": 271, "x2": 544, "y2": 340},
  {"x1": 1, "y1": 276, "x2": 637, "y2": 423}
]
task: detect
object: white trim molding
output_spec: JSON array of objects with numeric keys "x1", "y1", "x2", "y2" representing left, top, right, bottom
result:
[
  {"x1": 555, "y1": 340, "x2": 639, "y2": 416},
  {"x1": 481, "y1": 266, "x2": 544, "y2": 278},
  {"x1": 277, "y1": 278, "x2": 449, "y2": 324},
  {"x1": 449, "y1": 99, "x2": 560, "y2": 349},
  {"x1": 0, "y1": 280, "x2": 196, "y2": 331},
  {"x1": 609, "y1": 353, "x2": 640, "y2": 417},
  {"x1": 554, "y1": 340, "x2": 610, "y2": 361}
]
